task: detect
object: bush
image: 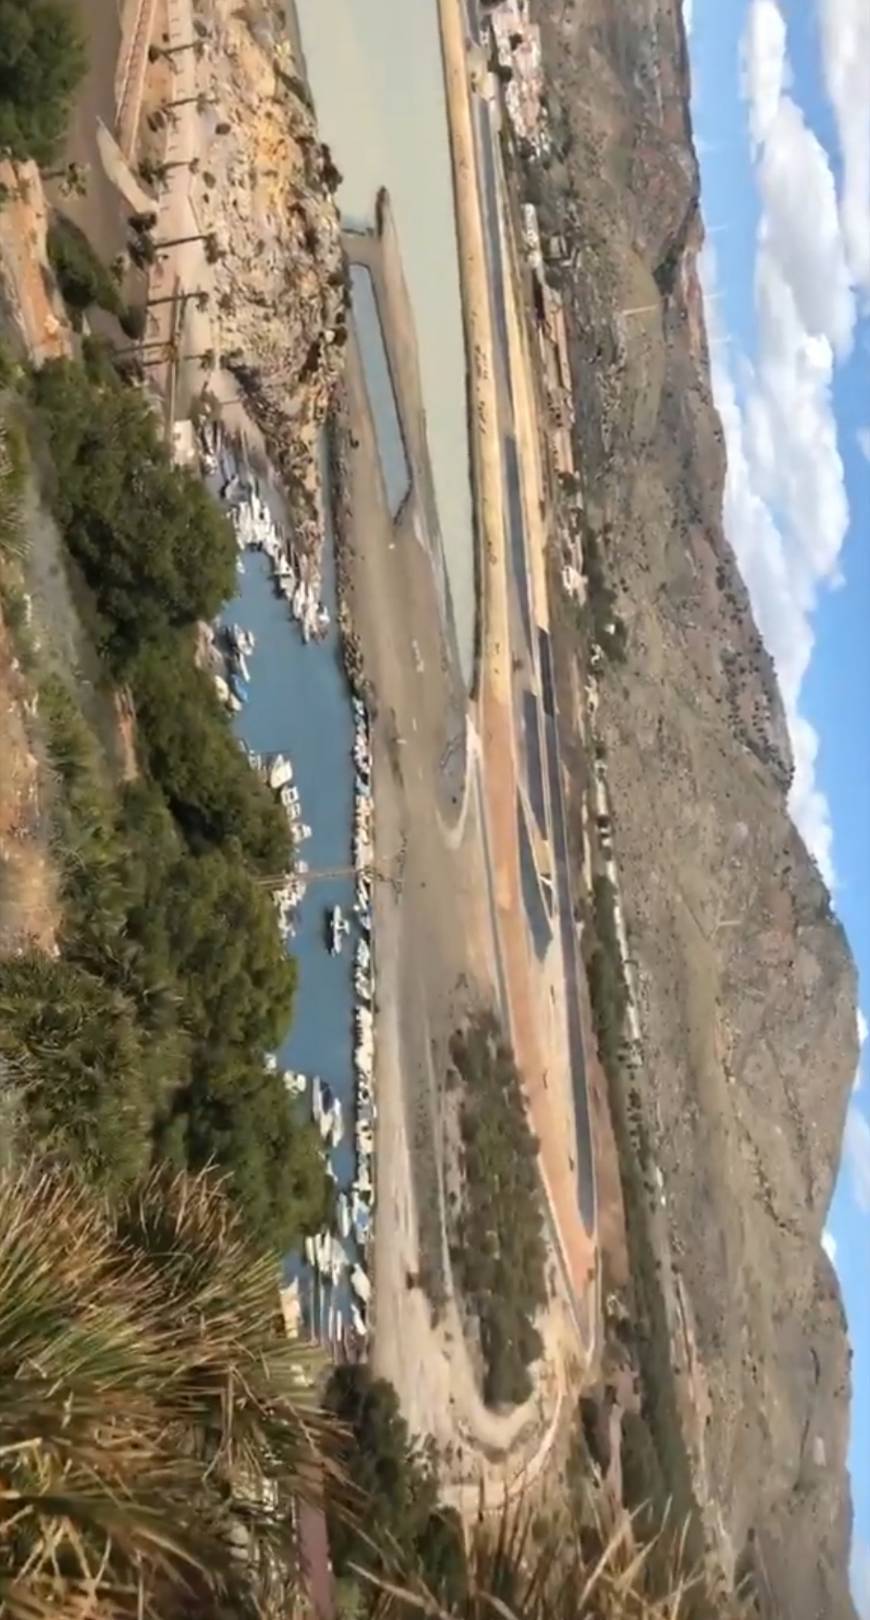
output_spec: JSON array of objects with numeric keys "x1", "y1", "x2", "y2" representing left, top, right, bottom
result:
[
  {"x1": 449, "y1": 1013, "x2": 547, "y2": 1408},
  {"x1": 0, "y1": 1163, "x2": 342, "y2": 1619},
  {"x1": 324, "y1": 1367, "x2": 466, "y2": 1610},
  {"x1": 47, "y1": 215, "x2": 123, "y2": 324},
  {"x1": 131, "y1": 639, "x2": 291, "y2": 874},
  {"x1": 19, "y1": 674, "x2": 321, "y2": 1250},
  {"x1": 0, "y1": 0, "x2": 87, "y2": 164},
  {"x1": 12, "y1": 357, "x2": 325, "y2": 1249},
  {"x1": 119, "y1": 302, "x2": 147, "y2": 340},
  {"x1": 0, "y1": 953, "x2": 158, "y2": 1187},
  {"x1": 31, "y1": 357, "x2": 236, "y2": 663}
]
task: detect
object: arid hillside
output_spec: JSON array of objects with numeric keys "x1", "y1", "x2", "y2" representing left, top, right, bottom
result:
[{"x1": 532, "y1": 0, "x2": 859, "y2": 1614}]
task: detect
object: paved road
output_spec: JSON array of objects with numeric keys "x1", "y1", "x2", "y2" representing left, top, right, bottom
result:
[
  {"x1": 539, "y1": 627, "x2": 595, "y2": 1233},
  {"x1": 466, "y1": 33, "x2": 598, "y2": 1244}
]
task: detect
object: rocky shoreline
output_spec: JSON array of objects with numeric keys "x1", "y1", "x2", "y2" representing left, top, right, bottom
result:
[{"x1": 200, "y1": 0, "x2": 347, "y2": 571}]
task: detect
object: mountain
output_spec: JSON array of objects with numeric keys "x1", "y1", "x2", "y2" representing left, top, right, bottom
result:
[{"x1": 532, "y1": 0, "x2": 860, "y2": 1612}]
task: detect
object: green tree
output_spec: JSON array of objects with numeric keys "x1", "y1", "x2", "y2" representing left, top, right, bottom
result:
[
  {"x1": 47, "y1": 214, "x2": 123, "y2": 324},
  {"x1": 324, "y1": 1367, "x2": 466, "y2": 1610},
  {"x1": 31, "y1": 358, "x2": 236, "y2": 660},
  {"x1": 131, "y1": 638, "x2": 291, "y2": 873},
  {"x1": 0, "y1": 0, "x2": 87, "y2": 164}
]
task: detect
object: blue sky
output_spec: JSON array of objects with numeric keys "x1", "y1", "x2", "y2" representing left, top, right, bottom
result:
[{"x1": 686, "y1": 0, "x2": 869, "y2": 1606}]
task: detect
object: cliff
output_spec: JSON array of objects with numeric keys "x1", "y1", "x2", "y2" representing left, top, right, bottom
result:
[
  {"x1": 202, "y1": 0, "x2": 345, "y2": 555},
  {"x1": 533, "y1": 0, "x2": 859, "y2": 1613}
]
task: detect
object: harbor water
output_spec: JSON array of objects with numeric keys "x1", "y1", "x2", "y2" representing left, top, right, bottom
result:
[{"x1": 214, "y1": 441, "x2": 371, "y2": 1343}]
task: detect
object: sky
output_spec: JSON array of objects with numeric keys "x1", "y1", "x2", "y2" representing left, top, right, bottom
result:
[{"x1": 685, "y1": 0, "x2": 869, "y2": 1606}]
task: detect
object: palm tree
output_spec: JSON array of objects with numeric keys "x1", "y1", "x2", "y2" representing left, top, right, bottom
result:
[
  {"x1": 146, "y1": 287, "x2": 209, "y2": 310},
  {"x1": 149, "y1": 22, "x2": 210, "y2": 64},
  {"x1": 43, "y1": 160, "x2": 90, "y2": 198},
  {"x1": 0, "y1": 1163, "x2": 341, "y2": 1620},
  {"x1": 153, "y1": 230, "x2": 221, "y2": 261},
  {"x1": 170, "y1": 91, "x2": 212, "y2": 113},
  {"x1": 185, "y1": 346, "x2": 216, "y2": 372},
  {"x1": 140, "y1": 156, "x2": 200, "y2": 187}
]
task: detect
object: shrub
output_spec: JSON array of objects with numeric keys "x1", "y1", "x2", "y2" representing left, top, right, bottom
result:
[
  {"x1": 449, "y1": 1013, "x2": 547, "y2": 1408},
  {"x1": 119, "y1": 302, "x2": 147, "y2": 339},
  {"x1": 324, "y1": 1366, "x2": 467, "y2": 1610},
  {"x1": 0, "y1": 0, "x2": 87, "y2": 164},
  {"x1": 0, "y1": 1163, "x2": 341, "y2": 1618},
  {"x1": 47, "y1": 215, "x2": 123, "y2": 322},
  {"x1": 31, "y1": 357, "x2": 236, "y2": 662}
]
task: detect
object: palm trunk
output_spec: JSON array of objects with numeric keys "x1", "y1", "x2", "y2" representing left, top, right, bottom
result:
[{"x1": 154, "y1": 234, "x2": 205, "y2": 249}]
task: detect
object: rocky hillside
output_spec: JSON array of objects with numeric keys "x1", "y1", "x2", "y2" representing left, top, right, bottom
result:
[
  {"x1": 201, "y1": 0, "x2": 346, "y2": 553},
  {"x1": 532, "y1": 0, "x2": 859, "y2": 1614}
]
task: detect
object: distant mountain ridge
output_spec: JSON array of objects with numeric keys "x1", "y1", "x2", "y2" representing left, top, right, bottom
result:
[{"x1": 532, "y1": 0, "x2": 860, "y2": 1612}]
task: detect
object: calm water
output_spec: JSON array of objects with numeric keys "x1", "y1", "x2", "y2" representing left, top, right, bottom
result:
[
  {"x1": 293, "y1": 0, "x2": 476, "y2": 685},
  {"x1": 218, "y1": 463, "x2": 363, "y2": 1332}
]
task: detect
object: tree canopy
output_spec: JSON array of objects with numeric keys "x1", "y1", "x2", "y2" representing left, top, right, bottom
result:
[
  {"x1": 0, "y1": 0, "x2": 87, "y2": 164},
  {"x1": 324, "y1": 1366, "x2": 466, "y2": 1610},
  {"x1": 449, "y1": 1014, "x2": 547, "y2": 1408},
  {"x1": 0, "y1": 361, "x2": 324, "y2": 1251},
  {"x1": 31, "y1": 358, "x2": 236, "y2": 664}
]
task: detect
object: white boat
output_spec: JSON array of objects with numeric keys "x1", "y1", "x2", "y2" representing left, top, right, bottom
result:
[
  {"x1": 269, "y1": 755, "x2": 293, "y2": 792},
  {"x1": 326, "y1": 1096, "x2": 344, "y2": 1148},
  {"x1": 311, "y1": 1076, "x2": 323, "y2": 1126},
  {"x1": 318, "y1": 1083, "x2": 334, "y2": 1142},
  {"x1": 326, "y1": 905, "x2": 350, "y2": 956},
  {"x1": 350, "y1": 1265, "x2": 371, "y2": 1305},
  {"x1": 337, "y1": 1193, "x2": 351, "y2": 1239},
  {"x1": 330, "y1": 1236, "x2": 347, "y2": 1285},
  {"x1": 352, "y1": 1195, "x2": 372, "y2": 1247},
  {"x1": 351, "y1": 1303, "x2": 368, "y2": 1338}
]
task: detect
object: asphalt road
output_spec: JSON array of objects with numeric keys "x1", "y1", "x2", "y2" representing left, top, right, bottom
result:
[
  {"x1": 539, "y1": 628, "x2": 596, "y2": 1233},
  {"x1": 468, "y1": 42, "x2": 598, "y2": 1242}
]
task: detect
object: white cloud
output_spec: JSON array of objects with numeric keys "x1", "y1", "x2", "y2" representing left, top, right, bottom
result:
[
  {"x1": 702, "y1": 15, "x2": 860, "y2": 888},
  {"x1": 747, "y1": 246, "x2": 849, "y2": 587},
  {"x1": 858, "y1": 427, "x2": 870, "y2": 462},
  {"x1": 822, "y1": 1229, "x2": 838, "y2": 1263},
  {"x1": 860, "y1": 1010, "x2": 869, "y2": 1049},
  {"x1": 844, "y1": 1105, "x2": 870, "y2": 1213},
  {"x1": 756, "y1": 96, "x2": 856, "y2": 353},
  {"x1": 740, "y1": 0, "x2": 789, "y2": 147},
  {"x1": 682, "y1": 0, "x2": 694, "y2": 37},
  {"x1": 817, "y1": 0, "x2": 870, "y2": 292},
  {"x1": 705, "y1": 264, "x2": 842, "y2": 885}
]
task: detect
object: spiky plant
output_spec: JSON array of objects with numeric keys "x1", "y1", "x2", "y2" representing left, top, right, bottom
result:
[
  {"x1": 0, "y1": 1163, "x2": 342, "y2": 1620},
  {"x1": 359, "y1": 1497, "x2": 745, "y2": 1620}
]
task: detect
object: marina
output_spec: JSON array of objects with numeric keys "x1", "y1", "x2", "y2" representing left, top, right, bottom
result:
[{"x1": 197, "y1": 418, "x2": 377, "y2": 1349}]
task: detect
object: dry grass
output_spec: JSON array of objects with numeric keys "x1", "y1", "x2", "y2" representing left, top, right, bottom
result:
[{"x1": 360, "y1": 1496, "x2": 747, "y2": 1620}]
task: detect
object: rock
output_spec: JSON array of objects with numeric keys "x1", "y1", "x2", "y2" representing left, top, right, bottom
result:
[{"x1": 206, "y1": 0, "x2": 345, "y2": 560}]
